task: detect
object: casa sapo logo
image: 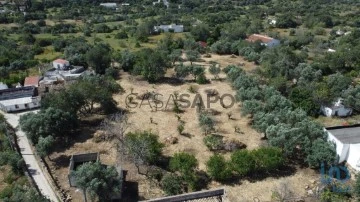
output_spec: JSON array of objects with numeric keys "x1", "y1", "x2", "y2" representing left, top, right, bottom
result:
[
  {"x1": 125, "y1": 92, "x2": 236, "y2": 110},
  {"x1": 320, "y1": 163, "x2": 352, "y2": 193}
]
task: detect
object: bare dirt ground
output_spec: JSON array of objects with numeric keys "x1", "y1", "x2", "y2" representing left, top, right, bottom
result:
[{"x1": 47, "y1": 54, "x2": 321, "y2": 202}]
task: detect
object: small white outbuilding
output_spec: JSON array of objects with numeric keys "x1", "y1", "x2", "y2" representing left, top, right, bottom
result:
[
  {"x1": 52, "y1": 59, "x2": 70, "y2": 70},
  {"x1": 321, "y1": 98, "x2": 352, "y2": 117}
]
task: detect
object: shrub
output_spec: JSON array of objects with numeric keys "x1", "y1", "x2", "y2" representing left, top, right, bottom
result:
[
  {"x1": 198, "y1": 112, "x2": 215, "y2": 134},
  {"x1": 161, "y1": 173, "x2": 183, "y2": 196},
  {"x1": 196, "y1": 73, "x2": 208, "y2": 84},
  {"x1": 170, "y1": 152, "x2": 198, "y2": 174},
  {"x1": 206, "y1": 154, "x2": 232, "y2": 181},
  {"x1": 170, "y1": 152, "x2": 199, "y2": 191},
  {"x1": 177, "y1": 122, "x2": 185, "y2": 135},
  {"x1": 203, "y1": 134, "x2": 224, "y2": 151},
  {"x1": 252, "y1": 147, "x2": 284, "y2": 172},
  {"x1": 230, "y1": 150, "x2": 255, "y2": 176}
]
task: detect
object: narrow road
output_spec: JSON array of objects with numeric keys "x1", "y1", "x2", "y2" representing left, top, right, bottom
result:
[{"x1": 2, "y1": 112, "x2": 59, "y2": 202}]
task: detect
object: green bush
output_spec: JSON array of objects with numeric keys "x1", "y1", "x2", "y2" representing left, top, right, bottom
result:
[
  {"x1": 170, "y1": 152, "x2": 197, "y2": 174},
  {"x1": 196, "y1": 73, "x2": 208, "y2": 84},
  {"x1": 169, "y1": 152, "x2": 199, "y2": 191},
  {"x1": 230, "y1": 150, "x2": 255, "y2": 176},
  {"x1": 252, "y1": 147, "x2": 284, "y2": 172},
  {"x1": 0, "y1": 185, "x2": 13, "y2": 199},
  {"x1": 206, "y1": 154, "x2": 232, "y2": 181},
  {"x1": 203, "y1": 134, "x2": 224, "y2": 151},
  {"x1": 198, "y1": 112, "x2": 215, "y2": 134},
  {"x1": 161, "y1": 173, "x2": 183, "y2": 196}
]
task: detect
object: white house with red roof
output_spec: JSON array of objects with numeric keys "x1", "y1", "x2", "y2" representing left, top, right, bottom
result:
[
  {"x1": 246, "y1": 34, "x2": 280, "y2": 48},
  {"x1": 53, "y1": 59, "x2": 70, "y2": 70}
]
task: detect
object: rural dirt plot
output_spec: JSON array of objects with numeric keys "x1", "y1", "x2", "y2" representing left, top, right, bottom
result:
[{"x1": 47, "y1": 54, "x2": 320, "y2": 201}]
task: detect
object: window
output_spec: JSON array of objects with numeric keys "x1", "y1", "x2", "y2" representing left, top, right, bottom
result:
[
  {"x1": 24, "y1": 104, "x2": 29, "y2": 108},
  {"x1": 15, "y1": 105, "x2": 19, "y2": 109}
]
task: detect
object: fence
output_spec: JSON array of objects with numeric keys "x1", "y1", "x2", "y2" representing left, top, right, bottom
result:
[
  {"x1": 143, "y1": 188, "x2": 226, "y2": 202},
  {"x1": 68, "y1": 152, "x2": 99, "y2": 187}
]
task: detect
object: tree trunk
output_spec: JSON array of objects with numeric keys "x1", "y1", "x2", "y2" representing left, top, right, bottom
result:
[{"x1": 83, "y1": 189, "x2": 87, "y2": 202}]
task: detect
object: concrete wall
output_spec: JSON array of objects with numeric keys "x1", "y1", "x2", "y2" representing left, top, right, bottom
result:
[{"x1": 347, "y1": 144, "x2": 360, "y2": 171}]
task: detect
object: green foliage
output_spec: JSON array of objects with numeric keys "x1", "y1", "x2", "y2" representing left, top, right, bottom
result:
[
  {"x1": 252, "y1": 147, "x2": 284, "y2": 172},
  {"x1": 0, "y1": 151, "x2": 25, "y2": 174},
  {"x1": 342, "y1": 85, "x2": 360, "y2": 112},
  {"x1": 196, "y1": 72, "x2": 208, "y2": 84},
  {"x1": 169, "y1": 152, "x2": 199, "y2": 190},
  {"x1": 41, "y1": 75, "x2": 121, "y2": 116},
  {"x1": 209, "y1": 64, "x2": 221, "y2": 79},
  {"x1": 36, "y1": 136, "x2": 55, "y2": 158},
  {"x1": 133, "y1": 48, "x2": 168, "y2": 82},
  {"x1": 198, "y1": 112, "x2": 215, "y2": 134},
  {"x1": 203, "y1": 134, "x2": 223, "y2": 151},
  {"x1": 190, "y1": 24, "x2": 210, "y2": 42},
  {"x1": 73, "y1": 162, "x2": 122, "y2": 201},
  {"x1": 230, "y1": 147, "x2": 284, "y2": 176},
  {"x1": 206, "y1": 154, "x2": 232, "y2": 181},
  {"x1": 86, "y1": 43, "x2": 112, "y2": 74},
  {"x1": 170, "y1": 152, "x2": 197, "y2": 175},
  {"x1": 114, "y1": 50, "x2": 135, "y2": 72},
  {"x1": 306, "y1": 139, "x2": 337, "y2": 168},
  {"x1": 0, "y1": 185, "x2": 49, "y2": 201},
  {"x1": 161, "y1": 173, "x2": 184, "y2": 196},
  {"x1": 185, "y1": 50, "x2": 200, "y2": 65},
  {"x1": 230, "y1": 150, "x2": 255, "y2": 176},
  {"x1": 124, "y1": 131, "x2": 164, "y2": 166},
  {"x1": 289, "y1": 87, "x2": 319, "y2": 116},
  {"x1": 355, "y1": 174, "x2": 360, "y2": 199},
  {"x1": 20, "y1": 107, "x2": 77, "y2": 143}
]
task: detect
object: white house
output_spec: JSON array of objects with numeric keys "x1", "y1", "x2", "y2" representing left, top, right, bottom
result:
[
  {"x1": 0, "y1": 97, "x2": 40, "y2": 112},
  {"x1": 0, "y1": 86, "x2": 40, "y2": 113},
  {"x1": 100, "y1": 3, "x2": 117, "y2": 8},
  {"x1": 154, "y1": 24, "x2": 184, "y2": 33},
  {"x1": 326, "y1": 125, "x2": 360, "y2": 172},
  {"x1": 321, "y1": 98, "x2": 352, "y2": 117},
  {"x1": 52, "y1": 59, "x2": 70, "y2": 70},
  {"x1": 245, "y1": 34, "x2": 280, "y2": 48}
]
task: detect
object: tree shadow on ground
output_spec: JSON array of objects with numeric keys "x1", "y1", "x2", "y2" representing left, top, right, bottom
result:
[
  {"x1": 245, "y1": 164, "x2": 297, "y2": 183},
  {"x1": 121, "y1": 170, "x2": 141, "y2": 202},
  {"x1": 156, "y1": 77, "x2": 184, "y2": 86},
  {"x1": 51, "y1": 154, "x2": 71, "y2": 168}
]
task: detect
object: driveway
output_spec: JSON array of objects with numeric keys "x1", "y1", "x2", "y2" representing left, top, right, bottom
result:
[{"x1": 2, "y1": 111, "x2": 59, "y2": 202}]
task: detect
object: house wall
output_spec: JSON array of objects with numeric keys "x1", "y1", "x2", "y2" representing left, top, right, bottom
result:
[
  {"x1": 335, "y1": 107, "x2": 352, "y2": 117},
  {"x1": 347, "y1": 144, "x2": 360, "y2": 171},
  {"x1": 53, "y1": 61, "x2": 69, "y2": 69},
  {"x1": 266, "y1": 39, "x2": 280, "y2": 48},
  {"x1": 327, "y1": 132, "x2": 348, "y2": 162},
  {"x1": 321, "y1": 106, "x2": 333, "y2": 117},
  {"x1": 0, "y1": 100, "x2": 40, "y2": 113}
]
